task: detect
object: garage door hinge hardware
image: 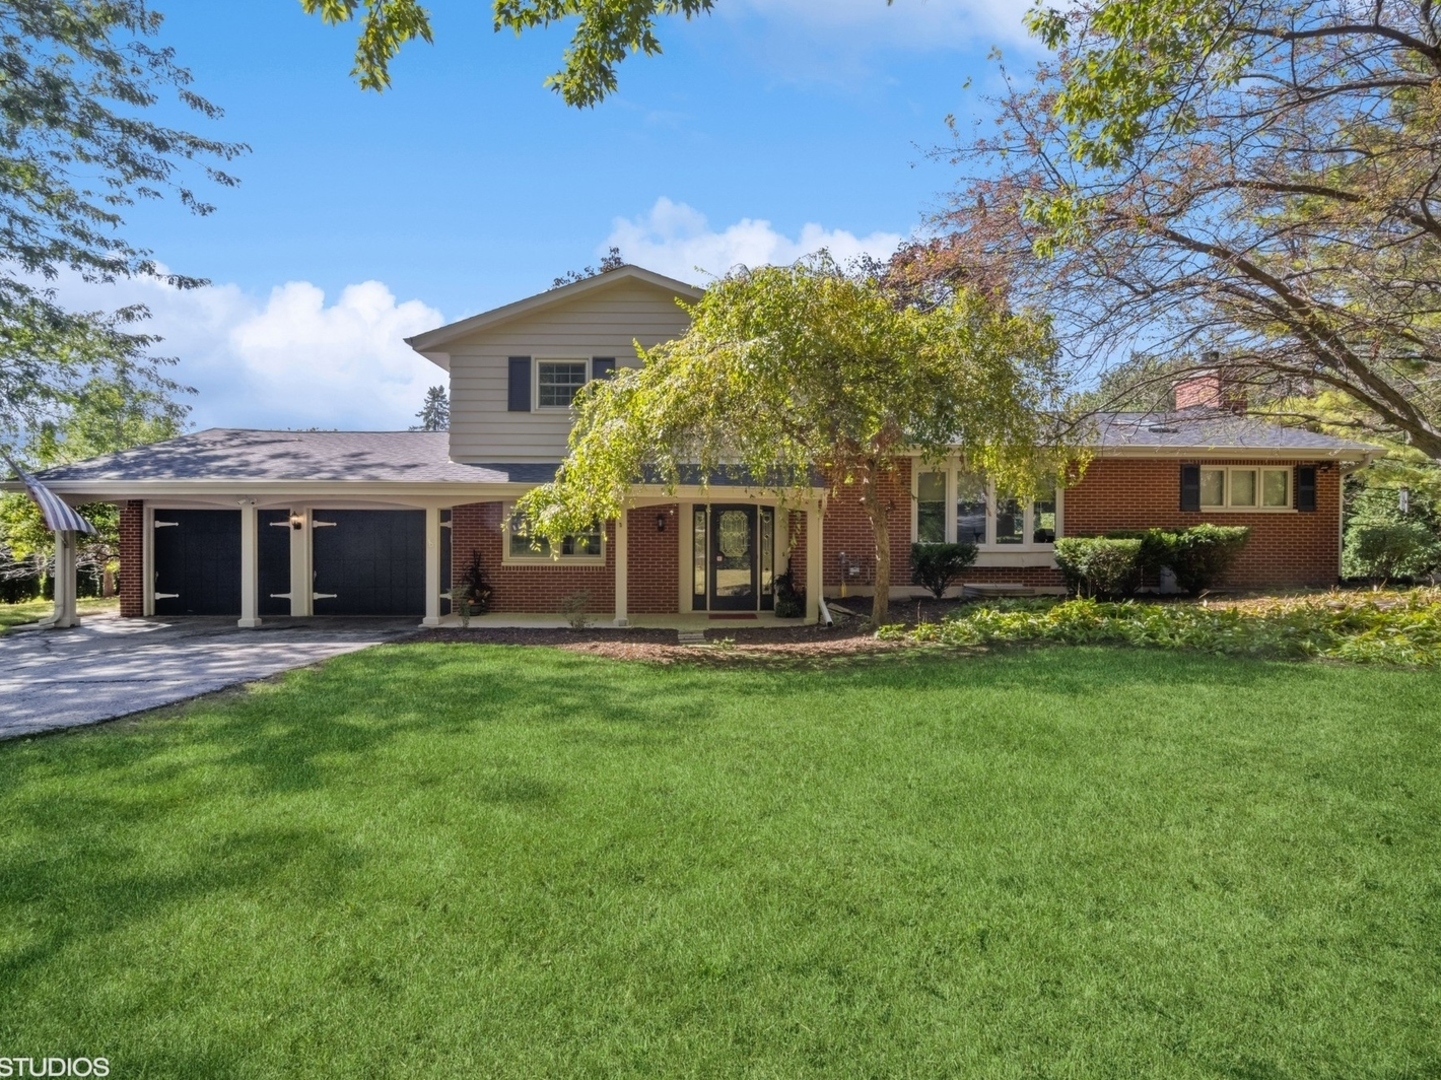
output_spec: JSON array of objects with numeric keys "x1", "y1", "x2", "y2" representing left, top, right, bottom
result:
[
  {"x1": 312, "y1": 592, "x2": 338, "y2": 600},
  {"x1": 313, "y1": 520, "x2": 338, "y2": 528},
  {"x1": 269, "y1": 592, "x2": 292, "y2": 600},
  {"x1": 154, "y1": 592, "x2": 179, "y2": 600},
  {"x1": 154, "y1": 521, "x2": 179, "y2": 528}
]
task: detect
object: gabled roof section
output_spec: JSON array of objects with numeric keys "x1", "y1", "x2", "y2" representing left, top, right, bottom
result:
[{"x1": 406, "y1": 264, "x2": 704, "y2": 360}]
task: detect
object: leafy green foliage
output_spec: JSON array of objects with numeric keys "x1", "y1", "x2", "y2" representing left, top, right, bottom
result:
[
  {"x1": 303, "y1": 0, "x2": 721, "y2": 105},
  {"x1": 883, "y1": 591, "x2": 1441, "y2": 666},
  {"x1": 910, "y1": 542, "x2": 977, "y2": 600},
  {"x1": 1345, "y1": 523, "x2": 1440, "y2": 584},
  {"x1": 0, "y1": 1, "x2": 241, "y2": 444},
  {"x1": 1120, "y1": 523, "x2": 1251, "y2": 596},
  {"x1": 1053, "y1": 537, "x2": 1142, "y2": 598},
  {"x1": 518, "y1": 254, "x2": 1067, "y2": 624},
  {"x1": 773, "y1": 569, "x2": 804, "y2": 618}
]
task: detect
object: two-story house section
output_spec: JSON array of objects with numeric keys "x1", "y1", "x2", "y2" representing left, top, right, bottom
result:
[{"x1": 5, "y1": 264, "x2": 1384, "y2": 629}]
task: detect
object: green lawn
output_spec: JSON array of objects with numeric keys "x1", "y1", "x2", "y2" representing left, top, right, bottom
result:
[
  {"x1": 2, "y1": 644, "x2": 1438, "y2": 1078},
  {"x1": 0, "y1": 596, "x2": 118, "y2": 631}
]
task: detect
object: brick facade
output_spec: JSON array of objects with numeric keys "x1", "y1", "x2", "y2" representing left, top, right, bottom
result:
[
  {"x1": 119, "y1": 500, "x2": 144, "y2": 618},
  {"x1": 627, "y1": 504, "x2": 679, "y2": 615},
  {"x1": 1063, "y1": 457, "x2": 1341, "y2": 588},
  {"x1": 450, "y1": 501, "x2": 616, "y2": 614}
]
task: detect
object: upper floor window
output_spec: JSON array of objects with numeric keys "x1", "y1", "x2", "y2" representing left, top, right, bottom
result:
[
  {"x1": 915, "y1": 466, "x2": 1059, "y2": 548},
  {"x1": 537, "y1": 361, "x2": 589, "y2": 409}
]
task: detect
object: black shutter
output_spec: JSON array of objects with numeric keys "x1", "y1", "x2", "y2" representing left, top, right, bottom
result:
[
  {"x1": 507, "y1": 357, "x2": 531, "y2": 412},
  {"x1": 1296, "y1": 465, "x2": 1317, "y2": 512},
  {"x1": 1180, "y1": 464, "x2": 1201, "y2": 512},
  {"x1": 592, "y1": 357, "x2": 617, "y2": 380}
]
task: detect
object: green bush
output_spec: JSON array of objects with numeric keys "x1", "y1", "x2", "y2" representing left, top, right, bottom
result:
[
  {"x1": 1053, "y1": 537, "x2": 1142, "y2": 598},
  {"x1": 1105, "y1": 525, "x2": 1250, "y2": 595},
  {"x1": 774, "y1": 571, "x2": 805, "y2": 618},
  {"x1": 877, "y1": 591, "x2": 1441, "y2": 666},
  {"x1": 1344, "y1": 521, "x2": 1440, "y2": 582},
  {"x1": 910, "y1": 542, "x2": 978, "y2": 600}
]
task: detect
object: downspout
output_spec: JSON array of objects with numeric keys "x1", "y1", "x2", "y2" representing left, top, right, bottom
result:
[{"x1": 817, "y1": 593, "x2": 833, "y2": 628}]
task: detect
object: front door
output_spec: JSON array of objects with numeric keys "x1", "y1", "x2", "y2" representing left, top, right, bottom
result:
[{"x1": 709, "y1": 505, "x2": 757, "y2": 611}]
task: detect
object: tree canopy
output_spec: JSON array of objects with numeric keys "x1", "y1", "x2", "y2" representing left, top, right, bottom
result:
[
  {"x1": 0, "y1": 0, "x2": 241, "y2": 448},
  {"x1": 900, "y1": 0, "x2": 1441, "y2": 456},
  {"x1": 516, "y1": 255, "x2": 1067, "y2": 624}
]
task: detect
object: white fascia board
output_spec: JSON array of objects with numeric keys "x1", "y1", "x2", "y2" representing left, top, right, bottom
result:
[
  {"x1": 0, "y1": 480, "x2": 537, "y2": 503},
  {"x1": 405, "y1": 265, "x2": 704, "y2": 353}
]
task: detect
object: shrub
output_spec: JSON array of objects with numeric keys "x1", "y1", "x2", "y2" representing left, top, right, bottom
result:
[
  {"x1": 910, "y1": 542, "x2": 978, "y2": 600},
  {"x1": 1344, "y1": 521, "x2": 1441, "y2": 583},
  {"x1": 462, "y1": 550, "x2": 492, "y2": 613},
  {"x1": 559, "y1": 590, "x2": 592, "y2": 630},
  {"x1": 774, "y1": 571, "x2": 805, "y2": 618},
  {"x1": 1168, "y1": 524, "x2": 1250, "y2": 595},
  {"x1": 1053, "y1": 537, "x2": 1142, "y2": 598}
]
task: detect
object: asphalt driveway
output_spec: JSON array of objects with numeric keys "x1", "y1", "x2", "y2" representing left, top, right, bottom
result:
[{"x1": 0, "y1": 613, "x2": 419, "y2": 740}]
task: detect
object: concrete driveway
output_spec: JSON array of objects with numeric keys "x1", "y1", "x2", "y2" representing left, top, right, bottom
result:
[{"x1": 0, "y1": 613, "x2": 419, "y2": 740}]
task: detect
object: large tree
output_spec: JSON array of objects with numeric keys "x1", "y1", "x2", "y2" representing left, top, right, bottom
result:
[
  {"x1": 0, "y1": 0, "x2": 242, "y2": 447},
  {"x1": 515, "y1": 256, "x2": 1065, "y2": 624},
  {"x1": 900, "y1": 0, "x2": 1441, "y2": 456}
]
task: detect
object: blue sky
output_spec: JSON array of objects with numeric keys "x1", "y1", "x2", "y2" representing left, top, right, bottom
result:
[{"x1": 61, "y1": 0, "x2": 1035, "y2": 430}]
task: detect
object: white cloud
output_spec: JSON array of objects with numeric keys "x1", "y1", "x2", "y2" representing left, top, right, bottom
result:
[
  {"x1": 50, "y1": 273, "x2": 444, "y2": 431},
  {"x1": 606, "y1": 197, "x2": 906, "y2": 281}
]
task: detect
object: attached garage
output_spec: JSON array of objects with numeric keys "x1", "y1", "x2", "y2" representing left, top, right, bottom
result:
[
  {"x1": 311, "y1": 509, "x2": 426, "y2": 616},
  {"x1": 153, "y1": 509, "x2": 242, "y2": 616}
]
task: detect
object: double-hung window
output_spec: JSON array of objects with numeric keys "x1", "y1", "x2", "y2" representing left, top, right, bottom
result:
[
  {"x1": 536, "y1": 361, "x2": 589, "y2": 409},
  {"x1": 1199, "y1": 467, "x2": 1291, "y2": 510},
  {"x1": 916, "y1": 467, "x2": 1059, "y2": 548},
  {"x1": 504, "y1": 504, "x2": 604, "y2": 564}
]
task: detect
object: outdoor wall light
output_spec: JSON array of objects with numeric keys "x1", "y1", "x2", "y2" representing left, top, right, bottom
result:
[
  {"x1": 656, "y1": 512, "x2": 667, "y2": 533},
  {"x1": 290, "y1": 512, "x2": 304, "y2": 531}
]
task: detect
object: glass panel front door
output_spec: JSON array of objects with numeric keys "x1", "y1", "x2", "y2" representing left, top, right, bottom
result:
[{"x1": 709, "y1": 505, "x2": 758, "y2": 610}]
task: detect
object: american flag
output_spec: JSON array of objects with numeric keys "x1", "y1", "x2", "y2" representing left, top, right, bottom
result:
[{"x1": 2, "y1": 452, "x2": 95, "y2": 535}]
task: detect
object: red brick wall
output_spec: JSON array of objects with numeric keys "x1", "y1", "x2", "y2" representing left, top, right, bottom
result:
[
  {"x1": 451, "y1": 502, "x2": 616, "y2": 614},
  {"x1": 822, "y1": 460, "x2": 912, "y2": 590},
  {"x1": 786, "y1": 510, "x2": 808, "y2": 593},
  {"x1": 1064, "y1": 458, "x2": 1341, "y2": 587},
  {"x1": 627, "y1": 505, "x2": 679, "y2": 615},
  {"x1": 119, "y1": 500, "x2": 144, "y2": 618}
]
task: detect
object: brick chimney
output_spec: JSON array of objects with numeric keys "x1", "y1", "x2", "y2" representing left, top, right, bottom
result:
[{"x1": 1174, "y1": 358, "x2": 1245, "y2": 414}]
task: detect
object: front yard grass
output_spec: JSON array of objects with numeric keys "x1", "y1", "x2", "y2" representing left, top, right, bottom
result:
[
  {"x1": 1, "y1": 644, "x2": 1438, "y2": 1078},
  {"x1": 0, "y1": 596, "x2": 118, "y2": 632}
]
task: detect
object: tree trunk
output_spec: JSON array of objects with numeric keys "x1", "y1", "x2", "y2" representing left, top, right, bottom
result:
[
  {"x1": 101, "y1": 564, "x2": 115, "y2": 598},
  {"x1": 860, "y1": 468, "x2": 891, "y2": 625}
]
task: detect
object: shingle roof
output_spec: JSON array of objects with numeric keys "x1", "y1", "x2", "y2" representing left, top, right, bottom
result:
[
  {"x1": 1092, "y1": 410, "x2": 1380, "y2": 453},
  {"x1": 15, "y1": 411, "x2": 1381, "y2": 489},
  {"x1": 26, "y1": 429, "x2": 559, "y2": 485}
]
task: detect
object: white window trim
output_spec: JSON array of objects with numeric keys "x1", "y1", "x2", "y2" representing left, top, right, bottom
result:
[
  {"x1": 501, "y1": 502, "x2": 606, "y2": 566},
  {"x1": 534, "y1": 358, "x2": 592, "y2": 412},
  {"x1": 912, "y1": 465, "x2": 1062, "y2": 551},
  {"x1": 1199, "y1": 466, "x2": 1296, "y2": 513}
]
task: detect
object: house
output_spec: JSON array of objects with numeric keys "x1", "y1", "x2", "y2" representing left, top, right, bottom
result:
[{"x1": 3, "y1": 265, "x2": 1383, "y2": 627}]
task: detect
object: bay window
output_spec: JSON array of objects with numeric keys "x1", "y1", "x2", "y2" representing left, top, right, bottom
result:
[{"x1": 915, "y1": 468, "x2": 1060, "y2": 548}]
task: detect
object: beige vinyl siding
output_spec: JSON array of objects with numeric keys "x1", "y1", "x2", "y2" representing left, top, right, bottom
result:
[{"x1": 448, "y1": 280, "x2": 692, "y2": 462}]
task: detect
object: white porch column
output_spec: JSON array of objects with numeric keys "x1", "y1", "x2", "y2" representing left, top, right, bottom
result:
[
  {"x1": 423, "y1": 506, "x2": 442, "y2": 627},
  {"x1": 806, "y1": 501, "x2": 823, "y2": 624},
  {"x1": 614, "y1": 509, "x2": 629, "y2": 627},
  {"x1": 49, "y1": 530, "x2": 79, "y2": 628},
  {"x1": 289, "y1": 510, "x2": 311, "y2": 616},
  {"x1": 238, "y1": 500, "x2": 260, "y2": 628}
]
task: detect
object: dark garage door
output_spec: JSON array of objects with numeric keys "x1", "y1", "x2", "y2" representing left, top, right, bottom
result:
[
  {"x1": 311, "y1": 510, "x2": 425, "y2": 617},
  {"x1": 153, "y1": 509, "x2": 241, "y2": 616},
  {"x1": 259, "y1": 509, "x2": 292, "y2": 617}
]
